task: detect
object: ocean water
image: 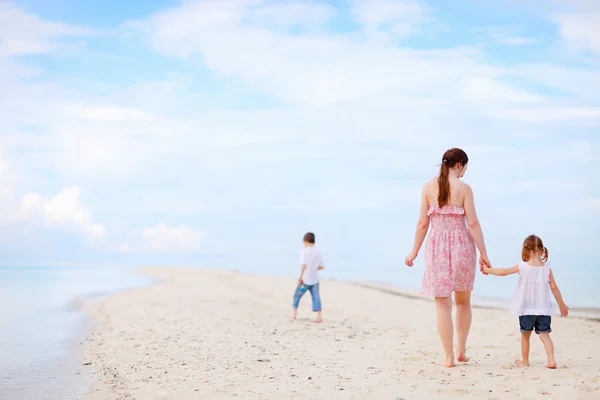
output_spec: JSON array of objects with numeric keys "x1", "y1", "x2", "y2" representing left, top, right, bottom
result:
[{"x1": 0, "y1": 266, "x2": 152, "y2": 400}]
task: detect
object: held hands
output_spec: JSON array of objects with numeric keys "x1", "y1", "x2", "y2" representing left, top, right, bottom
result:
[
  {"x1": 318, "y1": 266, "x2": 325, "y2": 270},
  {"x1": 479, "y1": 254, "x2": 491, "y2": 275},
  {"x1": 560, "y1": 304, "x2": 570, "y2": 317},
  {"x1": 405, "y1": 251, "x2": 418, "y2": 267}
]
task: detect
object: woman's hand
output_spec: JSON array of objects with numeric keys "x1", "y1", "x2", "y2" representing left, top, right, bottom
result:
[
  {"x1": 405, "y1": 251, "x2": 418, "y2": 267},
  {"x1": 479, "y1": 254, "x2": 491, "y2": 275}
]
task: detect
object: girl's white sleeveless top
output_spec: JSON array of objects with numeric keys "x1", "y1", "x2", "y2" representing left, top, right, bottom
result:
[{"x1": 509, "y1": 261, "x2": 556, "y2": 316}]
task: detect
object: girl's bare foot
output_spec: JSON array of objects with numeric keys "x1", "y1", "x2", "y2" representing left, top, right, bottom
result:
[
  {"x1": 291, "y1": 310, "x2": 297, "y2": 320},
  {"x1": 442, "y1": 358, "x2": 456, "y2": 368},
  {"x1": 457, "y1": 352, "x2": 470, "y2": 363},
  {"x1": 545, "y1": 361, "x2": 557, "y2": 369},
  {"x1": 515, "y1": 360, "x2": 529, "y2": 367}
]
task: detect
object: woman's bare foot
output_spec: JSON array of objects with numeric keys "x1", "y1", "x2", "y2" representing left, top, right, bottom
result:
[
  {"x1": 545, "y1": 361, "x2": 557, "y2": 369},
  {"x1": 457, "y1": 352, "x2": 470, "y2": 363},
  {"x1": 515, "y1": 360, "x2": 529, "y2": 367},
  {"x1": 291, "y1": 309, "x2": 297, "y2": 320},
  {"x1": 442, "y1": 358, "x2": 456, "y2": 368}
]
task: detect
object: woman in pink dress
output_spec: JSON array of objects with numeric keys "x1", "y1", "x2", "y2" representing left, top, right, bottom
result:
[{"x1": 405, "y1": 148, "x2": 491, "y2": 368}]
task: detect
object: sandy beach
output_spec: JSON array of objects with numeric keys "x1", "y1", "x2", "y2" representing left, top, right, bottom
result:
[{"x1": 84, "y1": 268, "x2": 600, "y2": 399}]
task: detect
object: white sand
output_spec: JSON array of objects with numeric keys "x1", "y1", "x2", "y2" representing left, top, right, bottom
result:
[{"x1": 84, "y1": 267, "x2": 600, "y2": 399}]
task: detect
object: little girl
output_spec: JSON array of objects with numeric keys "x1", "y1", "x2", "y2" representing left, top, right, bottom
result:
[{"x1": 482, "y1": 235, "x2": 569, "y2": 368}]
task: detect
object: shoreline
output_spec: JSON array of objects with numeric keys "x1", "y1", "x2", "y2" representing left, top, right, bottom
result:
[
  {"x1": 83, "y1": 267, "x2": 600, "y2": 399},
  {"x1": 354, "y1": 281, "x2": 600, "y2": 322},
  {"x1": 0, "y1": 265, "x2": 155, "y2": 400}
]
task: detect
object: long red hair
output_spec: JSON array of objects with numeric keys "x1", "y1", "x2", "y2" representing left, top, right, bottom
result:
[{"x1": 438, "y1": 148, "x2": 469, "y2": 207}]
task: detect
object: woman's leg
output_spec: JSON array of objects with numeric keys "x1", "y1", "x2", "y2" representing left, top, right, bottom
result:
[
  {"x1": 454, "y1": 291, "x2": 472, "y2": 362},
  {"x1": 308, "y1": 283, "x2": 322, "y2": 323},
  {"x1": 435, "y1": 296, "x2": 455, "y2": 367}
]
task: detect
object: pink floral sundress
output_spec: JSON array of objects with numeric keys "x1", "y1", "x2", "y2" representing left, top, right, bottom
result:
[{"x1": 422, "y1": 181, "x2": 477, "y2": 297}]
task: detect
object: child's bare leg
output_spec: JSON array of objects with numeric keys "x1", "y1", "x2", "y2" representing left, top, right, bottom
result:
[
  {"x1": 515, "y1": 331, "x2": 532, "y2": 367},
  {"x1": 291, "y1": 308, "x2": 297, "y2": 320},
  {"x1": 538, "y1": 333, "x2": 556, "y2": 369}
]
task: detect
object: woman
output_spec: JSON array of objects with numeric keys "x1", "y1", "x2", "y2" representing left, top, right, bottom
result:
[{"x1": 405, "y1": 148, "x2": 491, "y2": 368}]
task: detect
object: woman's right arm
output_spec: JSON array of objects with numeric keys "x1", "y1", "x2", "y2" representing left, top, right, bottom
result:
[{"x1": 463, "y1": 185, "x2": 490, "y2": 269}]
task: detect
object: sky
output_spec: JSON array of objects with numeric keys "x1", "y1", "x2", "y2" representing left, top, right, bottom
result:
[{"x1": 1, "y1": 0, "x2": 599, "y2": 306}]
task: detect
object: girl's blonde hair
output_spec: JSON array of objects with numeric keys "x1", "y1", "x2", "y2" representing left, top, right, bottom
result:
[{"x1": 522, "y1": 234, "x2": 548, "y2": 262}]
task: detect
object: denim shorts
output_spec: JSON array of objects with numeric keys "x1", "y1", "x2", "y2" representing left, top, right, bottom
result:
[
  {"x1": 519, "y1": 315, "x2": 551, "y2": 334},
  {"x1": 292, "y1": 283, "x2": 322, "y2": 312}
]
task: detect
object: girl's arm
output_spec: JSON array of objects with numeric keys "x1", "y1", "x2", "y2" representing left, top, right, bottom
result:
[
  {"x1": 549, "y1": 269, "x2": 569, "y2": 316},
  {"x1": 482, "y1": 264, "x2": 519, "y2": 276},
  {"x1": 463, "y1": 185, "x2": 490, "y2": 269},
  {"x1": 405, "y1": 184, "x2": 430, "y2": 266}
]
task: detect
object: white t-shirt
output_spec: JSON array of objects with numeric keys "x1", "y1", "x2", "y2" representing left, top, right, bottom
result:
[
  {"x1": 509, "y1": 261, "x2": 556, "y2": 316},
  {"x1": 300, "y1": 246, "x2": 324, "y2": 285}
]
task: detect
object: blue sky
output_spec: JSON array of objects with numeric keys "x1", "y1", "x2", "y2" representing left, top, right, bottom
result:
[{"x1": 1, "y1": 0, "x2": 599, "y2": 306}]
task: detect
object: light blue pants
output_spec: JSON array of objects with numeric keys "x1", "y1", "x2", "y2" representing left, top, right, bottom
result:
[{"x1": 292, "y1": 283, "x2": 322, "y2": 312}]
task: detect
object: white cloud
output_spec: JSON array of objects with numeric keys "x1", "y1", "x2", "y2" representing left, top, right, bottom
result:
[
  {"x1": 473, "y1": 27, "x2": 539, "y2": 46},
  {"x1": 460, "y1": 77, "x2": 544, "y2": 104},
  {"x1": 18, "y1": 186, "x2": 105, "y2": 238},
  {"x1": 489, "y1": 107, "x2": 600, "y2": 122},
  {"x1": 509, "y1": 64, "x2": 600, "y2": 101},
  {"x1": 497, "y1": 36, "x2": 538, "y2": 46},
  {"x1": 60, "y1": 104, "x2": 158, "y2": 123},
  {"x1": 0, "y1": 146, "x2": 15, "y2": 235},
  {"x1": 352, "y1": 0, "x2": 431, "y2": 38},
  {"x1": 142, "y1": 223, "x2": 204, "y2": 252},
  {"x1": 124, "y1": 1, "x2": 483, "y2": 107},
  {"x1": 0, "y1": 0, "x2": 598, "y2": 264},
  {"x1": 0, "y1": 2, "x2": 96, "y2": 56},
  {"x1": 0, "y1": 147, "x2": 13, "y2": 205},
  {"x1": 554, "y1": 13, "x2": 600, "y2": 53},
  {"x1": 244, "y1": 2, "x2": 334, "y2": 30}
]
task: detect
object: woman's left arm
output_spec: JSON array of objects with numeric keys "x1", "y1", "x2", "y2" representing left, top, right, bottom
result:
[{"x1": 405, "y1": 184, "x2": 430, "y2": 266}]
